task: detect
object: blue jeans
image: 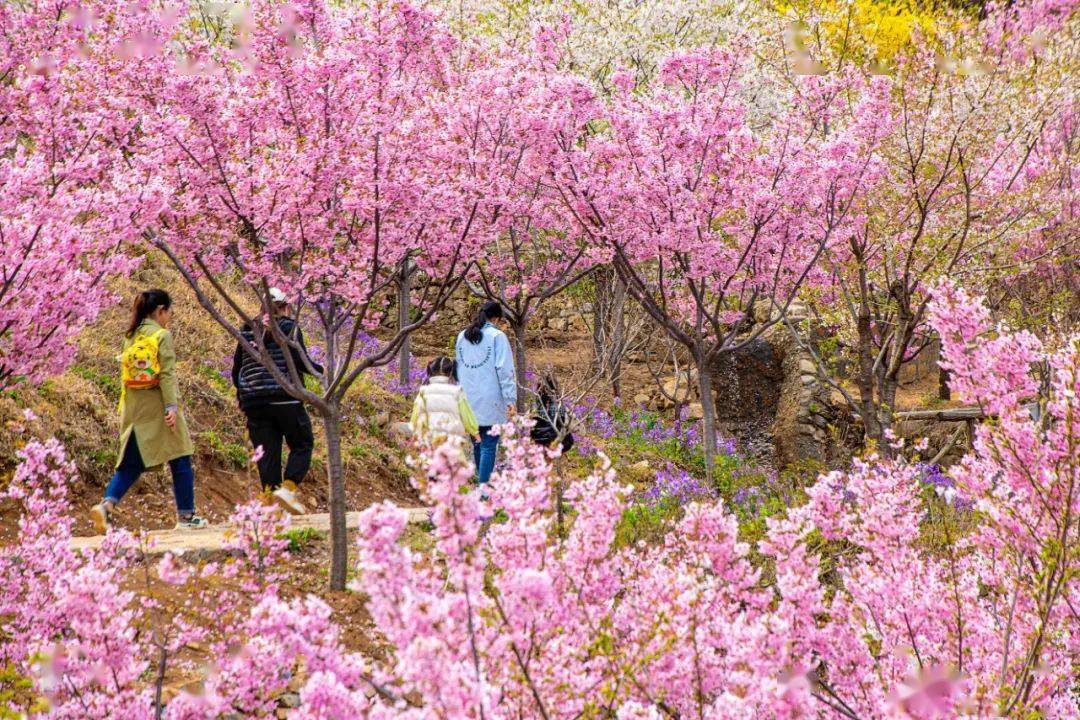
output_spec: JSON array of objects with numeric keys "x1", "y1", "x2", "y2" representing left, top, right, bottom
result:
[
  {"x1": 473, "y1": 426, "x2": 499, "y2": 487},
  {"x1": 105, "y1": 435, "x2": 195, "y2": 514}
]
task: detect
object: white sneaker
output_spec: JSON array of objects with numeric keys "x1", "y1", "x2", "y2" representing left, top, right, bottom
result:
[
  {"x1": 272, "y1": 481, "x2": 306, "y2": 515},
  {"x1": 175, "y1": 514, "x2": 209, "y2": 531}
]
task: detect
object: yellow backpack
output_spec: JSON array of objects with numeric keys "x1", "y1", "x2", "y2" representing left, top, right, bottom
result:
[{"x1": 119, "y1": 328, "x2": 167, "y2": 390}]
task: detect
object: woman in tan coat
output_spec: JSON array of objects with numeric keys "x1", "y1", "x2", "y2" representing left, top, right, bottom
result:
[{"x1": 90, "y1": 289, "x2": 207, "y2": 532}]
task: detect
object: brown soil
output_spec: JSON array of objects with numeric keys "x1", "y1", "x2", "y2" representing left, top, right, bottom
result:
[{"x1": 123, "y1": 534, "x2": 389, "y2": 698}]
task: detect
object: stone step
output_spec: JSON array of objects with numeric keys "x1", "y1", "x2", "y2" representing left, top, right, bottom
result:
[{"x1": 69, "y1": 508, "x2": 431, "y2": 555}]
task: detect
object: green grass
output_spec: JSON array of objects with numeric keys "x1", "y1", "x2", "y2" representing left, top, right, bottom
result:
[
  {"x1": 597, "y1": 406, "x2": 711, "y2": 474},
  {"x1": 278, "y1": 526, "x2": 322, "y2": 553},
  {"x1": 347, "y1": 443, "x2": 373, "y2": 461},
  {"x1": 71, "y1": 364, "x2": 121, "y2": 398},
  {"x1": 614, "y1": 499, "x2": 684, "y2": 548},
  {"x1": 88, "y1": 447, "x2": 117, "y2": 470},
  {"x1": 347, "y1": 442, "x2": 392, "y2": 464},
  {"x1": 399, "y1": 522, "x2": 436, "y2": 553},
  {"x1": 202, "y1": 429, "x2": 249, "y2": 468}
]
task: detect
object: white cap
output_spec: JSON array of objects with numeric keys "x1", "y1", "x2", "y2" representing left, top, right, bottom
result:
[{"x1": 268, "y1": 287, "x2": 287, "y2": 304}]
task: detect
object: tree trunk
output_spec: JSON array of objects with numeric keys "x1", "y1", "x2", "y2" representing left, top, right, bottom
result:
[
  {"x1": 592, "y1": 269, "x2": 627, "y2": 399},
  {"x1": 695, "y1": 356, "x2": 718, "y2": 478},
  {"x1": 878, "y1": 373, "x2": 899, "y2": 458},
  {"x1": 511, "y1": 320, "x2": 528, "y2": 412},
  {"x1": 397, "y1": 258, "x2": 412, "y2": 387},
  {"x1": 938, "y1": 364, "x2": 951, "y2": 401},
  {"x1": 609, "y1": 276, "x2": 627, "y2": 399},
  {"x1": 593, "y1": 267, "x2": 610, "y2": 369},
  {"x1": 321, "y1": 410, "x2": 348, "y2": 591},
  {"x1": 855, "y1": 310, "x2": 884, "y2": 447}
]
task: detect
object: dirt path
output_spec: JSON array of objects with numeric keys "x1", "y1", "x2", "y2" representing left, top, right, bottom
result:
[{"x1": 70, "y1": 508, "x2": 430, "y2": 555}]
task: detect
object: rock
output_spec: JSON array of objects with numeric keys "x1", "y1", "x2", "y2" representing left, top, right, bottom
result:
[
  {"x1": 787, "y1": 301, "x2": 809, "y2": 320},
  {"x1": 632, "y1": 392, "x2": 652, "y2": 408},
  {"x1": 388, "y1": 421, "x2": 413, "y2": 445},
  {"x1": 712, "y1": 338, "x2": 783, "y2": 423},
  {"x1": 752, "y1": 299, "x2": 777, "y2": 323},
  {"x1": 279, "y1": 693, "x2": 301, "y2": 709},
  {"x1": 685, "y1": 402, "x2": 705, "y2": 421},
  {"x1": 373, "y1": 411, "x2": 391, "y2": 428},
  {"x1": 629, "y1": 460, "x2": 651, "y2": 474},
  {"x1": 550, "y1": 317, "x2": 568, "y2": 332},
  {"x1": 661, "y1": 374, "x2": 693, "y2": 404},
  {"x1": 723, "y1": 325, "x2": 833, "y2": 469}
]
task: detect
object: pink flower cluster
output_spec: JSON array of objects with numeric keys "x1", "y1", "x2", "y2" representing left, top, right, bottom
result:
[{"x1": 0, "y1": 1, "x2": 141, "y2": 389}]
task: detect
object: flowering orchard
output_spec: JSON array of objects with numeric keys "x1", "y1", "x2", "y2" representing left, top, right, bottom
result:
[
  {"x1": 1, "y1": 0, "x2": 1079, "y2": 716},
  {"x1": 0, "y1": 285, "x2": 1076, "y2": 717}
]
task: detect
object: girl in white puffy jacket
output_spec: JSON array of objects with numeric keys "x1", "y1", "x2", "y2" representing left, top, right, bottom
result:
[{"x1": 409, "y1": 357, "x2": 480, "y2": 448}]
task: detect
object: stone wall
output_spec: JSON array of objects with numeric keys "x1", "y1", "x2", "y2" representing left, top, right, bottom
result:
[
  {"x1": 712, "y1": 302, "x2": 836, "y2": 468},
  {"x1": 766, "y1": 314, "x2": 834, "y2": 468}
]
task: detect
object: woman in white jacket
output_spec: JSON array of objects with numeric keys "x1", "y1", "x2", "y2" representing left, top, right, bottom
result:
[{"x1": 409, "y1": 357, "x2": 480, "y2": 452}]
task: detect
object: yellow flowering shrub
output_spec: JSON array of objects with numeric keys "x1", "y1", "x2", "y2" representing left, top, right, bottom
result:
[{"x1": 776, "y1": 0, "x2": 963, "y2": 66}]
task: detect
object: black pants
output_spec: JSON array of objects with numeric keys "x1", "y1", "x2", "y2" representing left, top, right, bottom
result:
[{"x1": 245, "y1": 403, "x2": 314, "y2": 491}]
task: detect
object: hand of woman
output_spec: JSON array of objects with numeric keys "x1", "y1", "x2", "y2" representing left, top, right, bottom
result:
[{"x1": 164, "y1": 408, "x2": 177, "y2": 428}]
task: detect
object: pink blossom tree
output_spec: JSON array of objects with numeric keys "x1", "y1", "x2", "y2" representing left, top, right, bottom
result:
[
  {"x1": 0, "y1": 0, "x2": 139, "y2": 389},
  {"x1": 117, "y1": 0, "x2": 504, "y2": 589},
  {"x1": 784, "y1": 1, "x2": 1078, "y2": 450},
  {"x1": 457, "y1": 49, "x2": 602, "y2": 409},
  {"x1": 345, "y1": 281, "x2": 1080, "y2": 717},
  {"x1": 0, "y1": 438, "x2": 152, "y2": 718},
  {"x1": 0, "y1": 433, "x2": 340, "y2": 718},
  {"x1": 760, "y1": 281, "x2": 1080, "y2": 717},
  {"x1": 552, "y1": 50, "x2": 892, "y2": 471}
]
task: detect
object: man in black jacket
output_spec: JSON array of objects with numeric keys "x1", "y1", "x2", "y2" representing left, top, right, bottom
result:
[{"x1": 231, "y1": 288, "x2": 323, "y2": 514}]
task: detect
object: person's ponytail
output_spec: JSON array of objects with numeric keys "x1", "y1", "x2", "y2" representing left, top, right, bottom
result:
[
  {"x1": 126, "y1": 289, "x2": 172, "y2": 337},
  {"x1": 463, "y1": 301, "x2": 504, "y2": 345}
]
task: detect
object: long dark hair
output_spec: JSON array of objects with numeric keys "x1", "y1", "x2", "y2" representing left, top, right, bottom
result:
[
  {"x1": 464, "y1": 301, "x2": 504, "y2": 344},
  {"x1": 538, "y1": 372, "x2": 560, "y2": 405},
  {"x1": 426, "y1": 356, "x2": 456, "y2": 380},
  {"x1": 126, "y1": 289, "x2": 172, "y2": 337}
]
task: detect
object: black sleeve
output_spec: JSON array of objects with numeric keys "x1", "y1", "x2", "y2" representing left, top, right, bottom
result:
[{"x1": 231, "y1": 341, "x2": 243, "y2": 388}]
